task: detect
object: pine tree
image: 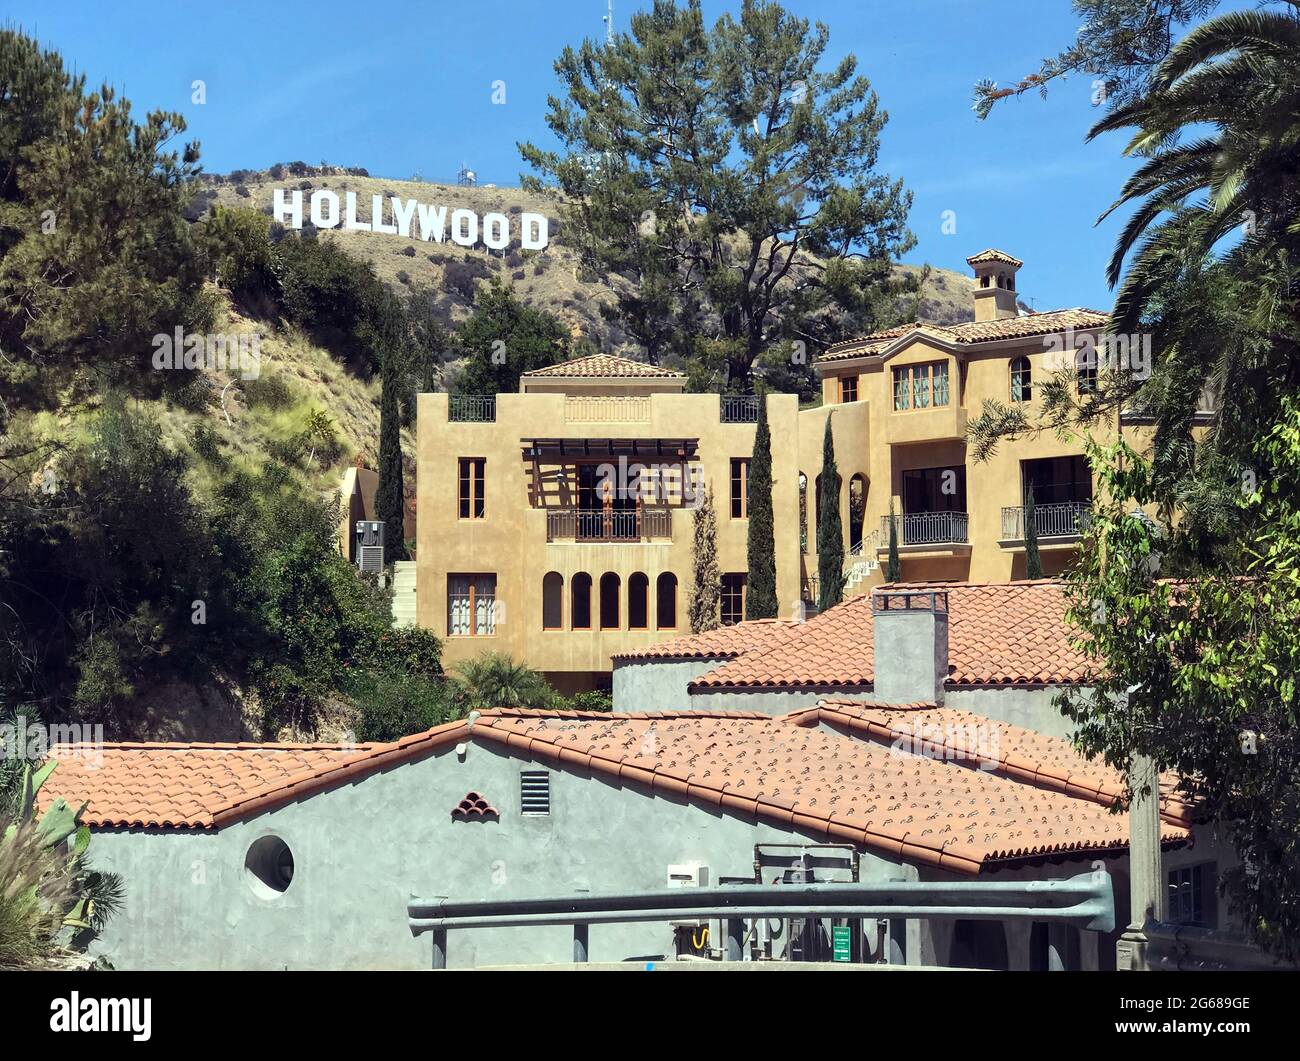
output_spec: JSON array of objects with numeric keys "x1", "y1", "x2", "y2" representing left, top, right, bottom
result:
[
  {"x1": 745, "y1": 393, "x2": 776, "y2": 618},
  {"x1": 376, "y1": 349, "x2": 405, "y2": 566},
  {"x1": 1023, "y1": 486, "x2": 1043, "y2": 579},
  {"x1": 688, "y1": 486, "x2": 721, "y2": 633},
  {"x1": 886, "y1": 497, "x2": 901, "y2": 583},
  {"x1": 816, "y1": 415, "x2": 844, "y2": 613}
]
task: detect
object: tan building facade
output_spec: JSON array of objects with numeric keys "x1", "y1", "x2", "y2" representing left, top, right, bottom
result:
[{"x1": 416, "y1": 249, "x2": 1156, "y2": 689}]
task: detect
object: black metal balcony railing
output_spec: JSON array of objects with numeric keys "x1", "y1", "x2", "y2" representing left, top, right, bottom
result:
[
  {"x1": 720, "y1": 395, "x2": 760, "y2": 424},
  {"x1": 1001, "y1": 501, "x2": 1092, "y2": 541},
  {"x1": 449, "y1": 395, "x2": 497, "y2": 422},
  {"x1": 546, "y1": 506, "x2": 672, "y2": 543},
  {"x1": 880, "y1": 511, "x2": 969, "y2": 547}
]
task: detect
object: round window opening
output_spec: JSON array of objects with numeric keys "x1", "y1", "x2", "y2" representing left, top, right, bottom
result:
[{"x1": 245, "y1": 835, "x2": 294, "y2": 899}]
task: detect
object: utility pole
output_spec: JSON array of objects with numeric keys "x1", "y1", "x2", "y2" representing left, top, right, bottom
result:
[{"x1": 603, "y1": 0, "x2": 614, "y2": 45}]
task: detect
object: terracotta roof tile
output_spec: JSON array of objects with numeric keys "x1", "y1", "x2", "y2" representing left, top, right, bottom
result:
[
  {"x1": 38, "y1": 707, "x2": 1187, "y2": 874},
  {"x1": 611, "y1": 618, "x2": 803, "y2": 662},
  {"x1": 819, "y1": 308, "x2": 1110, "y2": 363},
  {"x1": 38, "y1": 742, "x2": 381, "y2": 829},
  {"x1": 452, "y1": 790, "x2": 499, "y2": 820},
  {"x1": 966, "y1": 248, "x2": 1024, "y2": 267},
  {"x1": 521, "y1": 353, "x2": 685, "y2": 379},
  {"x1": 789, "y1": 700, "x2": 1194, "y2": 827},
  {"x1": 690, "y1": 581, "x2": 1089, "y2": 690}
]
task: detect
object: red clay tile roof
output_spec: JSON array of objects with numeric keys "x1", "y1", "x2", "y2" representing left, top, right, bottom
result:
[
  {"x1": 522, "y1": 353, "x2": 685, "y2": 379},
  {"x1": 38, "y1": 741, "x2": 381, "y2": 830},
  {"x1": 786, "y1": 700, "x2": 1194, "y2": 827},
  {"x1": 819, "y1": 308, "x2": 1110, "y2": 363},
  {"x1": 690, "y1": 581, "x2": 1090, "y2": 690},
  {"x1": 37, "y1": 706, "x2": 1186, "y2": 875},
  {"x1": 966, "y1": 248, "x2": 1024, "y2": 267},
  {"x1": 611, "y1": 618, "x2": 803, "y2": 662},
  {"x1": 452, "y1": 790, "x2": 499, "y2": 820}
]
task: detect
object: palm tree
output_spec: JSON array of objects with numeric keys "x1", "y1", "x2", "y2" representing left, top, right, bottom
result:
[
  {"x1": 453, "y1": 652, "x2": 557, "y2": 711},
  {"x1": 1089, "y1": 2, "x2": 1300, "y2": 334}
]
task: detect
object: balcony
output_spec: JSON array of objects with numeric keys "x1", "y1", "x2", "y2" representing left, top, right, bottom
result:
[
  {"x1": 546, "y1": 506, "x2": 672, "y2": 543},
  {"x1": 999, "y1": 501, "x2": 1091, "y2": 548},
  {"x1": 878, "y1": 511, "x2": 970, "y2": 552},
  {"x1": 720, "y1": 395, "x2": 760, "y2": 423},
  {"x1": 884, "y1": 403, "x2": 967, "y2": 446},
  {"x1": 448, "y1": 395, "x2": 496, "y2": 422}
]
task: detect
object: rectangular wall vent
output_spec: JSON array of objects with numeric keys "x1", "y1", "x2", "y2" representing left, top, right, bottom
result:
[{"x1": 520, "y1": 771, "x2": 551, "y2": 815}]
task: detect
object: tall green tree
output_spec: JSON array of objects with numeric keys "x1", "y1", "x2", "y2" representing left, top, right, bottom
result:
[
  {"x1": 0, "y1": 32, "x2": 210, "y2": 418},
  {"x1": 688, "y1": 487, "x2": 721, "y2": 633},
  {"x1": 885, "y1": 497, "x2": 901, "y2": 583},
  {"x1": 376, "y1": 348, "x2": 405, "y2": 566},
  {"x1": 972, "y1": 2, "x2": 1300, "y2": 958},
  {"x1": 1023, "y1": 487, "x2": 1044, "y2": 579},
  {"x1": 454, "y1": 279, "x2": 569, "y2": 394},
  {"x1": 745, "y1": 393, "x2": 777, "y2": 618},
  {"x1": 520, "y1": 0, "x2": 917, "y2": 393},
  {"x1": 816, "y1": 415, "x2": 843, "y2": 612}
]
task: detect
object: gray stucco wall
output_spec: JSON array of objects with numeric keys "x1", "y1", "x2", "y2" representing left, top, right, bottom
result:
[
  {"x1": 83, "y1": 740, "x2": 915, "y2": 970},
  {"x1": 612, "y1": 657, "x2": 722, "y2": 712}
]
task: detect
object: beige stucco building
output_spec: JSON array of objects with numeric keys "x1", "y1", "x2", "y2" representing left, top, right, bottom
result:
[{"x1": 416, "y1": 248, "x2": 1164, "y2": 690}]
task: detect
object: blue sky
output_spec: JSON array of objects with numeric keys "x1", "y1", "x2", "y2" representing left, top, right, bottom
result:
[{"x1": 2, "y1": 0, "x2": 1236, "y2": 310}]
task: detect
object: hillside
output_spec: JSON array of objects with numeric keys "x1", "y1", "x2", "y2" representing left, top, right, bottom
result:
[{"x1": 198, "y1": 167, "x2": 977, "y2": 358}]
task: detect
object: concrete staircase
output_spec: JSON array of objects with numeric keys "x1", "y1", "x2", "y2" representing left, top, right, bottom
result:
[
  {"x1": 843, "y1": 533, "x2": 880, "y2": 597},
  {"x1": 392, "y1": 561, "x2": 418, "y2": 628}
]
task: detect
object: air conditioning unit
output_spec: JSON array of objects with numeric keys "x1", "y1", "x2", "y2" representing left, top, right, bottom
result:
[
  {"x1": 355, "y1": 520, "x2": 385, "y2": 573},
  {"x1": 667, "y1": 863, "x2": 709, "y2": 929}
]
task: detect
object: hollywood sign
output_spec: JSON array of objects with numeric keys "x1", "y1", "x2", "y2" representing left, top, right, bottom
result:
[{"x1": 273, "y1": 188, "x2": 551, "y2": 250}]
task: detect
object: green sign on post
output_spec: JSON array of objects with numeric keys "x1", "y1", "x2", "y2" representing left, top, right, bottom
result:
[{"x1": 832, "y1": 925, "x2": 852, "y2": 963}]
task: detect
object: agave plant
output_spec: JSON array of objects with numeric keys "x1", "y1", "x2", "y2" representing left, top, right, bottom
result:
[{"x1": 0, "y1": 761, "x2": 122, "y2": 965}]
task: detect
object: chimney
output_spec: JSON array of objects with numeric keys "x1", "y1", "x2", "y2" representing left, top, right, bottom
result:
[
  {"x1": 872, "y1": 588, "x2": 948, "y2": 705},
  {"x1": 967, "y1": 249, "x2": 1023, "y2": 322}
]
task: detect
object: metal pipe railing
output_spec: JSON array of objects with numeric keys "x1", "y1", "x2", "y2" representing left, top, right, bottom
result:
[{"x1": 408, "y1": 871, "x2": 1113, "y2": 968}]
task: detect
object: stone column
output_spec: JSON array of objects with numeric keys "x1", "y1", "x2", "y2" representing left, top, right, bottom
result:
[{"x1": 1116, "y1": 753, "x2": 1164, "y2": 971}]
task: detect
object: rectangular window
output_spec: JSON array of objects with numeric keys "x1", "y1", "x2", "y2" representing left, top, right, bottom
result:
[
  {"x1": 730, "y1": 458, "x2": 750, "y2": 519},
  {"x1": 721, "y1": 573, "x2": 746, "y2": 626},
  {"x1": 520, "y1": 771, "x2": 550, "y2": 815},
  {"x1": 1168, "y1": 863, "x2": 1216, "y2": 928},
  {"x1": 458, "y1": 458, "x2": 485, "y2": 519},
  {"x1": 892, "y1": 363, "x2": 950, "y2": 411},
  {"x1": 1022, "y1": 456, "x2": 1092, "y2": 505},
  {"x1": 447, "y1": 574, "x2": 496, "y2": 636},
  {"x1": 902, "y1": 466, "x2": 967, "y2": 514},
  {"x1": 839, "y1": 375, "x2": 858, "y2": 403}
]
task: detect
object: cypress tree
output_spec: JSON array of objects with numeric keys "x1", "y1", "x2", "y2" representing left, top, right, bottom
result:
[
  {"x1": 886, "y1": 497, "x2": 902, "y2": 583},
  {"x1": 816, "y1": 415, "x2": 844, "y2": 613},
  {"x1": 745, "y1": 392, "x2": 777, "y2": 618},
  {"x1": 1024, "y1": 485, "x2": 1043, "y2": 579},
  {"x1": 376, "y1": 350, "x2": 405, "y2": 566},
  {"x1": 688, "y1": 486, "x2": 721, "y2": 633}
]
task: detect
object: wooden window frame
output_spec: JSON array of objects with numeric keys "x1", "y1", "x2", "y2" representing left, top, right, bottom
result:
[
  {"x1": 447, "y1": 573, "x2": 496, "y2": 637},
  {"x1": 730, "y1": 458, "x2": 750, "y2": 519},
  {"x1": 458, "y1": 457, "x2": 486, "y2": 519}
]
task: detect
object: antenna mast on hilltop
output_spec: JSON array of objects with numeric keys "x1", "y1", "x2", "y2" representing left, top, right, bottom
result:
[{"x1": 603, "y1": 0, "x2": 614, "y2": 45}]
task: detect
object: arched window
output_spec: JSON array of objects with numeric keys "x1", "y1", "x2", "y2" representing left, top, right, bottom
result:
[
  {"x1": 1075, "y1": 346, "x2": 1098, "y2": 394},
  {"x1": 542, "y1": 572, "x2": 563, "y2": 630},
  {"x1": 628, "y1": 573, "x2": 649, "y2": 629},
  {"x1": 571, "y1": 573, "x2": 592, "y2": 630},
  {"x1": 656, "y1": 573, "x2": 678, "y2": 630},
  {"x1": 1010, "y1": 356, "x2": 1032, "y2": 402},
  {"x1": 599, "y1": 573, "x2": 621, "y2": 630},
  {"x1": 848, "y1": 474, "x2": 867, "y2": 552}
]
